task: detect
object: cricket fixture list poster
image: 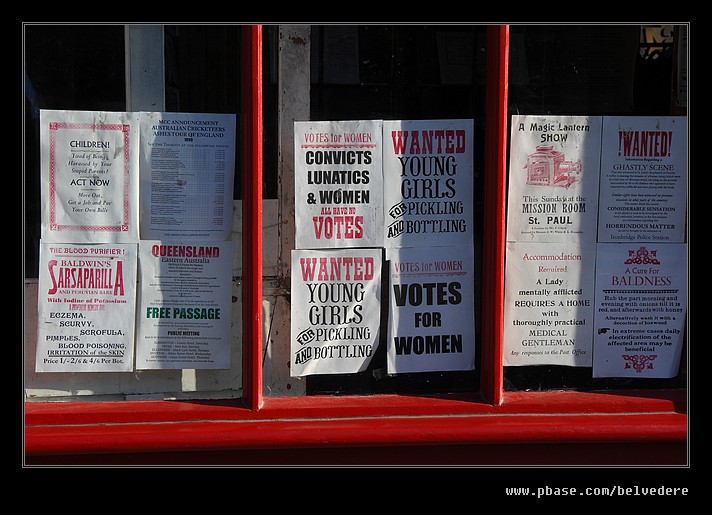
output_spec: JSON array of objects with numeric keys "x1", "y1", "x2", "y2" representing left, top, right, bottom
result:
[
  {"x1": 592, "y1": 243, "x2": 687, "y2": 378},
  {"x1": 597, "y1": 116, "x2": 687, "y2": 243},
  {"x1": 35, "y1": 242, "x2": 138, "y2": 372},
  {"x1": 294, "y1": 120, "x2": 383, "y2": 249},
  {"x1": 40, "y1": 110, "x2": 140, "y2": 243},
  {"x1": 387, "y1": 245, "x2": 476, "y2": 374},
  {"x1": 506, "y1": 115, "x2": 602, "y2": 243},
  {"x1": 383, "y1": 119, "x2": 474, "y2": 248},
  {"x1": 290, "y1": 248, "x2": 382, "y2": 376},
  {"x1": 139, "y1": 112, "x2": 237, "y2": 242},
  {"x1": 135, "y1": 241, "x2": 233, "y2": 370}
]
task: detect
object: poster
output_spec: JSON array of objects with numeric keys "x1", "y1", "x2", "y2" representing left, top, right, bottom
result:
[
  {"x1": 597, "y1": 116, "x2": 687, "y2": 243},
  {"x1": 592, "y1": 243, "x2": 687, "y2": 378},
  {"x1": 383, "y1": 119, "x2": 474, "y2": 248},
  {"x1": 387, "y1": 245, "x2": 475, "y2": 373},
  {"x1": 40, "y1": 110, "x2": 140, "y2": 243},
  {"x1": 294, "y1": 120, "x2": 383, "y2": 249},
  {"x1": 35, "y1": 242, "x2": 137, "y2": 372},
  {"x1": 290, "y1": 248, "x2": 382, "y2": 376},
  {"x1": 135, "y1": 240, "x2": 233, "y2": 370},
  {"x1": 503, "y1": 242, "x2": 596, "y2": 366},
  {"x1": 506, "y1": 115, "x2": 602, "y2": 243},
  {"x1": 139, "y1": 112, "x2": 237, "y2": 242}
]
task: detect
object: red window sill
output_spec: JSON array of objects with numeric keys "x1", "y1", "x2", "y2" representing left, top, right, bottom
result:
[{"x1": 25, "y1": 389, "x2": 686, "y2": 462}]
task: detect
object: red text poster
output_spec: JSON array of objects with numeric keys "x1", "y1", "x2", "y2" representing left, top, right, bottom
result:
[{"x1": 294, "y1": 120, "x2": 383, "y2": 249}]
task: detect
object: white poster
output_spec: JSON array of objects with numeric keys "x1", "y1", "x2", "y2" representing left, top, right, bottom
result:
[
  {"x1": 40, "y1": 110, "x2": 140, "y2": 243},
  {"x1": 139, "y1": 112, "x2": 237, "y2": 242},
  {"x1": 135, "y1": 240, "x2": 233, "y2": 370},
  {"x1": 387, "y1": 245, "x2": 475, "y2": 374},
  {"x1": 503, "y1": 242, "x2": 596, "y2": 366},
  {"x1": 290, "y1": 248, "x2": 382, "y2": 376},
  {"x1": 383, "y1": 119, "x2": 474, "y2": 248},
  {"x1": 597, "y1": 116, "x2": 687, "y2": 243},
  {"x1": 294, "y1": 120, "x2": 383, "y2": 249},
  {"x1": 35, "y1": 242, "x2": 137, "y2": 372},
  {"x1": 506, "y1": 115, "x2": 602, "y2": 243},
  {"x1": 593, "y1": 243, "x2": 687, "y2": 378}
]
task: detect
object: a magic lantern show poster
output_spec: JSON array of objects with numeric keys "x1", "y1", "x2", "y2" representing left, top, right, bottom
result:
[
  {"x1": 592, "y1": 243, "x2": 687, "y2": 378},
  {"x1": 506, "y1": 115, "x2": 602, "y2": 243},
  {"x1": 35, "y1": 242, "x2": 137, "y2": 372},
  {"x1": 40, "y1": 110, "x2": 140, "y2": 244},
  {"x1": 294, "y1": 120, "x2": 383, "y2": 249},
  {"x1": 386, "y1": 245, "x2": 475, "y2": 373},
  {"x1": 290, "y1": 248, "x2": 382, "y2": 376},
  {"x1": 597, "y1": 116, "x2": 687, "y2": 243},
  {"x1": 382, "y1": 119, "x2": 474, "y2": 248}
]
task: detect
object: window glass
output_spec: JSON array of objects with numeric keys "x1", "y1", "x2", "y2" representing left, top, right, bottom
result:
[
  {"x1": 307, "y1": 25, "x2": 487, "y2": 395},
  {"x1": 24, "y1": 24, "x2": 126, "y2": 279}
]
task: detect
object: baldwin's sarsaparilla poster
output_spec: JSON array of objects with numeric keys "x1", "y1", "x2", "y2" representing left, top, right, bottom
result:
[
  {"x1": 506, "y1": 115, "x2": 602, "y2": 243},
  {"x1": 386, "y1": 245, "x2": 475, "y2": 374},
  {"x1": 35, "y1": 242, "x2": 137, "y2": 372},
  {"x1": 592, "y1": 243, "x2": 687, "y2": 378},
  {"x1": 135, "y1": 240, "x2": 233, "y2": 370},
  {"x1": 294, "y1": 120, "x2": 383, "y2": 249},
  {"x1": 290, "y1": 248, "x2": 382, "y2": 376},
  {"x1": 503, "y1": 242, "x2": 596, "y2": 367},
  {"x1": 40, "y1": 110, "x2": 140, "y2": 243},
  {"x1": 139, "y1": 112, "x2": 237, "y2": 242},
  {"x1": 382, "y1": 119, "x2": 474, "y2": 248},
  {"x1": 597, "y1": 116, "x2": 687, "y2": 243}
]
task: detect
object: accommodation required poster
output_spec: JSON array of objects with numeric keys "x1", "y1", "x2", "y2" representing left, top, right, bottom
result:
[
  {"x1": 592, "y1": 243, "x2": 687, "y2": 378},
  {"x1": 135, "y1": 240, "x2": 233, "y2": 370},
  {"x1": 387, "y1": 245, "x2": 475, "y2": 374},
  {"x1": 294, "y1": 120, "x2": 383, "y2": 249},
  {"x1": 40, "y1": 110, "x2": 140, "y2": 243},
  {"x1": 506, "y1": 115, "x2": 602, "y2": 243},
  {"x1": 503, "y1": 242, "x2": 596, "y2": 367},
  {"x1": 139, "y1": 112, "x2": 237, "y2": 242},
  {"x1": 290, "y1": 248, "x2": 382, "y2": 376},
  {"x1": 383, "y1": 119, "x2": 474, "y2": 248},
  {"x1": 35, "y1": 242, "x2": 137, "y2": 372},
  {"x1": 597, "y1": 116, "x2": 687, "y2": 243}
]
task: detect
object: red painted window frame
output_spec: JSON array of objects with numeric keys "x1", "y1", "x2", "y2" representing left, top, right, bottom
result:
[{"x1": 23, "y1": 25, "x2": 687, "y2": 464}]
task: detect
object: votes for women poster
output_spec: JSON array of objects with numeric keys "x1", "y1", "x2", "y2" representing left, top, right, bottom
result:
[
  {"x1": 506, "y1": 115, "x2": 602, "y2": 243},
  {"x1": 290, "y1": 248, "x2": 382, "y2": 376},
  {"x1": 382, "y1": 119, "x2": 474, "y2": 249},
  {"x1": 40, "y1": 110, "x2": 140, "y2": 243},
  {"x1": 139, "y1": 112, "x2": 237, "y2": 242},
  {"x1": 387, "y1": 245, "x2": 475, "y2": 374},
  {"x1": 135, "y1": 240, "x2": 233, "y2": 370},
  {"x1": 35, "y1": 242, "x2": 138, "y2": 372},
  {"x1": 294, "y1": 120, "x2": 383, "y2": 249}
]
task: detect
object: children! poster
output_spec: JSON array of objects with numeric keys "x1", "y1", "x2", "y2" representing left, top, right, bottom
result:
[
  {"x1": 35, "y1": 242, "x2": 137, "y2": 372},
  {"x1": 383, "y1": 119, "x2": 474, "y2": 248},
  {"x1": 294, "y1": 120, "x2": 383, "y2": 249},
  {"x1": 387, "y1": 245, "x2": 475, "y2": 373},
  {"x1": 40, "y1": 110, "x2": 140, "y2": 243},
  {"x1": 290, "y1": 248, "x2": 382, "y2": 376},
  {"x1": 506, "y1": 115, "x2": 602, "y2": 243},
  {"x1": 135, "y1": 240, "x2": 233, "y2": 370}
]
